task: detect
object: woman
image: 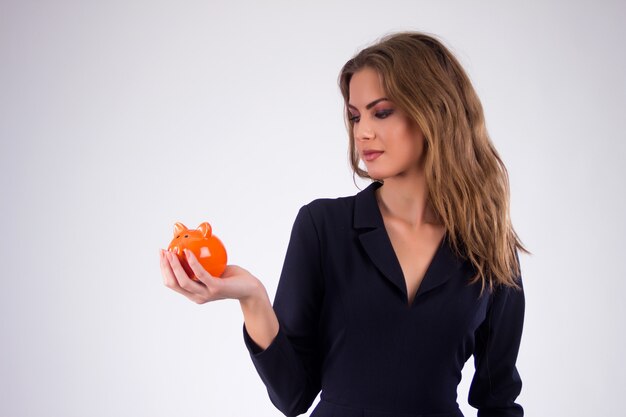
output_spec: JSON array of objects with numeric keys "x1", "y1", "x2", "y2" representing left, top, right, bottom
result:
[{"x1": 160, "y1": 31, "x2": 528, "y2": 417}]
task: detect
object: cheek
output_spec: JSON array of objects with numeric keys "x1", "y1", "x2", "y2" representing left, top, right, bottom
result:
[
  {"x1": 398, "y1": 130, "x2": 425, "y2": 163},
  {"x1": 411, "y1": 139, "x2": 425, "y2": 160},
  {"x1": 413, "y1": 136, "x2": 425, "y2": 153}
]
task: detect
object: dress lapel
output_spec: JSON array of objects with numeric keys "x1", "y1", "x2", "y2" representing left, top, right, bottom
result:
[
  {"x1": 413, "y1": 231, "x2": 463, "y2": 298},
  {"x1": 353, "y1": 181, "x2": 464, "y2": 301},
  {"x1": 354, "y1": 181, "x2": 407, "y2": 297}
]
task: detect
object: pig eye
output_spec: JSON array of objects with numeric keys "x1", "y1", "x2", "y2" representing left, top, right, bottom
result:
[
  {"x1": 184, "y1": 235, "x2": 189, "y2": 238},
  {"x1": 176, "y1": 235, "x2": 180, "y2": 238}
]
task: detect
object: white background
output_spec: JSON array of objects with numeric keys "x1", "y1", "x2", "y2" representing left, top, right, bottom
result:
[{"x1": 1, "y1": 0, "x2": 625, "y2": 416}]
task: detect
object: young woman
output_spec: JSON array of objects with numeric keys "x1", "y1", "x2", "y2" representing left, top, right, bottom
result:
[{"x1": 160, "y1": 31, "x2": 528, "y2": 417}]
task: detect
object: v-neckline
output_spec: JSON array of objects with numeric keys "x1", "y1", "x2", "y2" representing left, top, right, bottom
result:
[
  {"x1": 403, "y1": 230, "x2": 447, "y2": 307},
  {"x1": 354, "y1": 181, "x2": 462, "y2": 309},
  {"x1": 373, "y1": 186, "x2": 449, "y2": 308}
]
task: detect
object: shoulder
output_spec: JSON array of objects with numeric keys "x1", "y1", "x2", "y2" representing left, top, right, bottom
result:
[
  {"x1": 301, "y1": 192, "x2": 356, "y2": 223},
  {"x1": 293, "y1": 182, "x2": 379, "y2": 230},
  {"x1": 289, "y1": 191, "x2": 359, "y2": 236}
]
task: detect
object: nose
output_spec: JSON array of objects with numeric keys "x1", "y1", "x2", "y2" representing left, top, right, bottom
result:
[{"x1": 354, "y1": 119, "x2": 375, "y2": 141}]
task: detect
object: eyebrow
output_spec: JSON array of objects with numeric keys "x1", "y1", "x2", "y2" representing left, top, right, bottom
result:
[{"x1": 347, "y1": 97, "x2": 389, "y2": 111}]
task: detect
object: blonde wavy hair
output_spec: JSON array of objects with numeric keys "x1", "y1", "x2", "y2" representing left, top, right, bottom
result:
[{"x1": 338, "y1": 31, "x2": 530, "y2": 294}]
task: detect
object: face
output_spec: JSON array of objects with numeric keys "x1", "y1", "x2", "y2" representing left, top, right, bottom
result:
[{"x1": 348, "y1": 66, "x2": 426, "y2": 181}]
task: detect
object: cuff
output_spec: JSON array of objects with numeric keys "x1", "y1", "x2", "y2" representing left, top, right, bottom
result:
[{"x1": 242, "y1": 322, "x2": 284, "y2": 358}]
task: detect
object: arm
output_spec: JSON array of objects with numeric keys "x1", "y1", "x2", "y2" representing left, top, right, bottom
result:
[
  {"x1": 468, "y1": 270, "x2": 526, "y2": 417},
  {"x1": 239, "y1": 289, "x2": 279, "y2": 351},
  {"x1": 242, "y1": 205, "x2": 324, "y2": 417}
]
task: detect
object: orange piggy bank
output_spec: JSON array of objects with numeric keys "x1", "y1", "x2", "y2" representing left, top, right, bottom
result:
[{"x1": 167, "y1": 222, "x2": 227, "y2": 280}]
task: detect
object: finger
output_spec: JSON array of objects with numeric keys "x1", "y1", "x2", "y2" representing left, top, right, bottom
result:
[
  {"x1": 166, "y1": 249, "x2": 207, "y2": 294},
  {"x1": 160, "y1": 249, "x2": 197, "y2": 298},
  {"x1": 184, "y1": 250, "x2": 225, "y2": 299},
  {"x1": 160, "y1": 249, "x2": 191, "y2": 292},
  {"x1": 161, "y1": 251, "x2": 209, "y2": 304},
  {"x1": 183, "y1": 249, "x2": 217, "y2": 284}
]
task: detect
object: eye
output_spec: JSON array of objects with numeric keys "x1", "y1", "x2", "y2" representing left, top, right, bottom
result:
[
  {"x1": 349, "y1": 109, "x2": 394, "y2": 124},
  {"x1": 376, "y1": 109, "x2": 394, "y2": 119}
]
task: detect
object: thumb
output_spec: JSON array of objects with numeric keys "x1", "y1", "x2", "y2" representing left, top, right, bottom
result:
[{"x1": 221, "y1": 265, "x2": 248, "y2": 278}]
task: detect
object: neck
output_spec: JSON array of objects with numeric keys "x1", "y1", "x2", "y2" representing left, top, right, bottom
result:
[{"x1": 375, "y1": 170, "x2": 440, "y2": 229}]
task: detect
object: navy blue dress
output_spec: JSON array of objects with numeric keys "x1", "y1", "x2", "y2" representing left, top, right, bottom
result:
[{"x1": 243, "y1": 181, "x2": 525, "y2": 417}]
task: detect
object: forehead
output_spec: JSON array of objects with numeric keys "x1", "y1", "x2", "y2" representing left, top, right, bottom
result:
[{"x1": 348, "y1": 67, "x2": 386, "y2": 104}]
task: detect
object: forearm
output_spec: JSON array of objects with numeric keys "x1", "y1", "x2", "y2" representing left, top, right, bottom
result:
[
  {"x1": 240, "y1": 285, "x2": 320, "y2": 416},
  {"x1": 239, "y1": 284, "x2": 279, "y2": 351}
]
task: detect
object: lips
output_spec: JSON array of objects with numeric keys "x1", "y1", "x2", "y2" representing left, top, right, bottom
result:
[{"x1": 363, "y1": 150, "x2": 383, "y2": 161}]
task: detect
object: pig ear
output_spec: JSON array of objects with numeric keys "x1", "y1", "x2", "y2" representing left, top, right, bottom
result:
[
  {"x1": 198, "y1": 222, "x2": 212, "y2": 238},
  {"x1": 173, "y1": 222, "x2": 188, "y2": 236}
]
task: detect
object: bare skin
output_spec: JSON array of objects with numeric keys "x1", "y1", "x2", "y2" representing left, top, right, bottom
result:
[
  {"x1": 377, "y1": 195, "x2": 446, "y2": 305},
  {"x1": 159, "y1": 249, "x2": 279, "y2": 350}
]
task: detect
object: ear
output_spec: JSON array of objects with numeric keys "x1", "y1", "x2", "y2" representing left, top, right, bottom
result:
[
  {"x1": 173, "y1": 222, "x2": 188, "y2": 236},
  {"x1": 198, "y1": 222, "x2": 213, "y2": 238}
]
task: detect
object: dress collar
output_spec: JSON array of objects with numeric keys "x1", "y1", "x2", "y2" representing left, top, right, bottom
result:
[
  {"x1": 353, "y1": 181, "x2": 384, "y2": 230},
  {"x1": 352, "y1": 181, "x2": 464, "y2": 305}
]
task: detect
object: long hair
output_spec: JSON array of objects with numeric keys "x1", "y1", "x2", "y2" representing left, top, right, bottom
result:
[{"x1": 338, "y1": 31, "x2": 530, "y2": 295}]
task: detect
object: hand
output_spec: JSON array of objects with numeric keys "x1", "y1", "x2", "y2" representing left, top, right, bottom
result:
[{"x1": 160, "y1": 248, "x2": 263, "y2": 304}]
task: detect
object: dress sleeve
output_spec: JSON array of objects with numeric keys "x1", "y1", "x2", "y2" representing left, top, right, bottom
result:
[
  {"x1": 468, "y1": 262, "x2": 526, "y2": 417},
  {"x1": 242, "y1": 205, "x2": 324, "y2": 417}
]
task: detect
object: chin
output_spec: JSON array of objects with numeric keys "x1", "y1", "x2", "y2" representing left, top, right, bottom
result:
[
  {"x1": 363, "y1": 161, "x2": 406, "y2": 181},
  {"x1": 366, "y1": 170, "x2": 394, "y2": 182}
]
